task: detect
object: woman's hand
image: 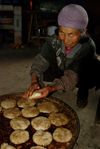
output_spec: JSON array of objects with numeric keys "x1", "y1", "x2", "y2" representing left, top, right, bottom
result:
[
  {"x1": 37, "y1": 86, "x2": 52, "y2": 99},
  {"x1": 23, "y1": 83, "x2": 40, "y2": 98},
  {"x1": 32, "y1": 84, "x2": 58, "y2": 99},
  {"x1": 23, "y1": 73, "x2": 40, "y2": 98}
]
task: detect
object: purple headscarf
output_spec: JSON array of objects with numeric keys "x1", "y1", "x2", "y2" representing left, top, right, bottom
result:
[{"x1": 58, "y1": 4, "x2": 88, "y2": 30}]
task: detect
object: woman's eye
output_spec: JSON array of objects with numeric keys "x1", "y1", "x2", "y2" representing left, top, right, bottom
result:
[
  {"x1": 59, "y1": 32, "x2": 64, "y2": 36},
  {"x1": 69, "y1": 34, "x2": 75, "y2": 37}
]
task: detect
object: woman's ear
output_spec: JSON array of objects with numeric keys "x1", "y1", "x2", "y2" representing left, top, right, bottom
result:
[
  {"x1": 80, "y1": 28, "x2": 87, "y2": 36},
  {"x1": 83, "y1": 28, "x2": 87, "y2": 33}
]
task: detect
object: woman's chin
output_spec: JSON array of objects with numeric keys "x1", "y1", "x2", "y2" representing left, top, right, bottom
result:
[{"x1": 66, "y1": 46, "x2": 72, "y2": 49}]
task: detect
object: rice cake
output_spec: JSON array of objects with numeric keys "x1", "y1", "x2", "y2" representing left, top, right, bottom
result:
[
  {"x1": 0, "y1": 143, "x2": 16, "y2": 149},
  {"x1": 17, "y1": 98, "x2": 36, "y2": 108},
  {"x1": 10, "y1": 117, "x2": 30, "y2": 130},
  {"x1": 28, "y1": 91, "x2": 42, "y2": 99},
  {"x1": 31, "y1": 116, "x2": 51, "y2": 130},
  {"x1": 53, "y1": 128, "x2": 72, "y2": 143},
  {"x1": 3, "y1": 108, "x2": 21, "y2": 119},
  {"x1": 0, "y1": 106, "x2": 2, "y2": 112},
  {"x1": 1, "y1": 99, "x2": 16, "y2": 109},
  {"x1": 49, "y1": 112, "x2": 69, "y2": 126},
  {"x1": 0, "y1": 94, "x2": 79, "y2": 149},
  {"x1": 37, "y1": 101, "x2": 58, "y2": 113},
  {"x1": 22, "y1": 106, "x2": 39, "y2": 118},
  {"x1": 10, "y1": 130, "x2": 29, "y2": 144},
  {"x1": 30, "y1": 146, "x2": 47, "y2": 149},
  {"x1": 33, "y1": 130, "x2": 52, "y2": 146}
]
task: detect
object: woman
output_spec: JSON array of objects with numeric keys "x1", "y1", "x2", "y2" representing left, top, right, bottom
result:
[{"x1": 24, "y1": 4, "x2": 99, "y2": 108}]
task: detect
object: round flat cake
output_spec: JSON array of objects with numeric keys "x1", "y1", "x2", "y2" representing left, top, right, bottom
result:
[
  {"x1": 31, "y1": 116, "x2": 51, "y2": 130},
  {"x1": 3, "y1": 107, "x2": 21, "y2": 119},
  {"x1": 53, "y1": 128, "x2": 72, "y2": 143},
  {"x1": 30, "y1": 146, "x2": 47, "y2": 149},
  {"x1": 0, "y1": 106, "x2": 2, "y2": 112},
  {"x1": 1, "y1": 98, "x2": 16, "y2": 109},
  {"x1": 10, "y1": 117, "x2": 30, "y2": 130},
  {"x1": 28, "y1": 91, "x2": 42, "y2": 99},
  {"x1": 22, "y1": 106, "x2": 39, "y2": 118},
  {"x1": 48, "y1": 112, "x2": 69, "y2": 126},
  {"x1": 17, "y1": 98, "x2": 36, "y2": 108},
  {"x1": 33, "y1": 130, "x2": 52, "y2": 146},
  {"x1": 10, "y1": 130, "x2": 29, "y2": 144},
  {"x1": 0, "y1": 94, "x2": 79, "y2": 149},
  {"x1": 37, "y1": 101, "x2": 58, "y2": 113},
  {"x1": 0, "y1": 143, "x2": 16, "y2": 149}
]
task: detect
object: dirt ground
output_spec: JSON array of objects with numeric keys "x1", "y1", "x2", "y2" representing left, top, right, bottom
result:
[{"x1": 0, "y1": 44, "x2": 100, "y2": 149}]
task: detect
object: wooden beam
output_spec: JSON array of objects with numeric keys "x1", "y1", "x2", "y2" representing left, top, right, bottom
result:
[
  {"x1": 0, "y1": 24, "x2": 14, "y2": 30},
  {"x1": 14, "y1": 6, "x2": 22, "y2": 44},
  {"x1": 0, "y1": 5, "x2": 13, "y2": 11}
]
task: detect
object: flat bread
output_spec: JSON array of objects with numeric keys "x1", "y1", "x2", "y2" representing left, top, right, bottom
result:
[
  {"x1": 10, "y1": 117, "x2": 30, "y2": 130},
  {"x1": 10, "y1": 130, "x2": 29, "y2": 144},
  {"x1": 33, "y1": 130, "x2": 52, "y2": 146},
  {"x1": 17, "y1": 98, "x2": 36, "y2": 108},
  {"x1": 3, "y1": 108, "x2": 21, "y2": 119},
  {"x1": 30, "y1": 146, "x2": 47, "y2": 149},
  {"x1": 28, "y1": 91, "x2": 42, "y2": 99},
  {"x1": 31, "y1": 116, "x2": 51, "y2": 130},
  {"x1": 1, "y1": 99, "x2": 16, "y2": 109},
  {"x1": 0, "y1": 95, "x2": 79, "y2": 149},
  {"x1": 0, "y1": 106, "x2": 2, "y2": 112},
  {"x1": 22, "y1": 106, "x2": 39, "y2": 118},
  {"x1": 37, "y1": 101, "x2": 58, "y2": 113},
  {"x1": 48, "y1": 112, "x2": 69, "y2": 126},
  {"x1": 0, "y1": 143, "x2": 16, "y2": 149},
  {"x1": 53, "y1": 128, "x2": 72, "y2": 143}
]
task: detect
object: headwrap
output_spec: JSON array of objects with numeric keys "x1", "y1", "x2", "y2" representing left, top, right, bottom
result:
[{"x1": 58, "y1": 4, "x2": 88, "y2": 29}]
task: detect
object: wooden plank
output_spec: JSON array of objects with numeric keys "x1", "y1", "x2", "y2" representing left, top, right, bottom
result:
[
  {"x1": 0, "y1": 5, "x2": 13, "y2": 11},
  {"x1": 0, "y1": 24, "x2": 14, "y2": 30},
  {"x1": 14, "y1": 6, "x2": 22, "y2": 44},
  {"x1": 0, "y1": 18, "x2": 13, "y2": 24},
  {"x1": 31, "y1": 36, "x2": 49, "y2": 39},
  {"x1": 95, "y1": 98, "x2": 100, "y2": 126},
  {"x1": 0, "y1": 5, "x2": 22, "y2": 45},
  {"x1": 27, "y1": 14, "x2": 33, "y2": 42}
]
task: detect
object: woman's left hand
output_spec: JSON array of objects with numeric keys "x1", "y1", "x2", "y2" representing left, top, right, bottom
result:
[{"x1": 34, "y1": 86, "x2": 52, "y2": 99}]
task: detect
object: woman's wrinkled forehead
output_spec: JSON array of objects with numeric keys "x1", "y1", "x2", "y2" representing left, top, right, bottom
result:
[{"x1": 59, "y1": 26, "x2": 81, "y2": 33}]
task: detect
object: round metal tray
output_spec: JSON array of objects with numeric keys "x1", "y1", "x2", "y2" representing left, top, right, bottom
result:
[{"x1": 0, "y1": 93, "x2": 80, "y2": 149}]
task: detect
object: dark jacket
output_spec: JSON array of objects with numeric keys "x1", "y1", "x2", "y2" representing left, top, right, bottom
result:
[{"x1": 30, "y1": 34, "x2": 97, "y2": 91}]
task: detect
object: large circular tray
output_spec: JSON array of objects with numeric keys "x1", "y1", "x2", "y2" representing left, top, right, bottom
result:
[{"x1": 0, "y1": 93, "x2": 80, "y2": 149}]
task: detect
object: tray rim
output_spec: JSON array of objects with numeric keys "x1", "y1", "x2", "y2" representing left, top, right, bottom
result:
[{"x1": 0, "y1": 93, "x2": 80, "y2": 149}]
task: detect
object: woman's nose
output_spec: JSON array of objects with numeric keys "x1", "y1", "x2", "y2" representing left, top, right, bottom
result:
[{"x1": 63, "y1": 35, "x2": 70, "y2": 43}]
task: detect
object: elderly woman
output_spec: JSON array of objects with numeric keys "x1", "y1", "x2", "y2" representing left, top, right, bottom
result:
[{"x1": 24, "y1": 4, "x2": 99, "y2": 108}]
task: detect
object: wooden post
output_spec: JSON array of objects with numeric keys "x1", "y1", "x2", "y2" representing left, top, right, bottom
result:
[{"x1": 14, "y1": 6, "x2": 22, "y2": 44}]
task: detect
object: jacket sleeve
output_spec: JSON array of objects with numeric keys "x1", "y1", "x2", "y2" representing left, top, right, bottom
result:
[
  {"x1": 53, "y1": 69, "x2": 78, "y2": 91},
  {"x1": 30, "y1": 36, "x2": 57, "y2": 79},
  {"x1": 30, "y1": 54, "x2": 49, "y2": 77}
]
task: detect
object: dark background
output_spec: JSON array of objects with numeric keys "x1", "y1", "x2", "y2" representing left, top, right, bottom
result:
[{"x1": 0, "y1": 0, "x2": 100, "y2": 53}]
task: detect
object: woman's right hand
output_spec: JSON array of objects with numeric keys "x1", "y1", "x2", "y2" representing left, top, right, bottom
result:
[
  {"x1": 23, "y1": 82, "x2": 40, "y2": 98},
  {"x1": 23, "y1": 73, "x2": 40, "y2": 98}
]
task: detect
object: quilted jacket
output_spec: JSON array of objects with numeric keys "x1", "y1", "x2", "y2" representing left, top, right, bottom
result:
[{"x1": 30, "y1": 34, "x2": 97, "y2": 91}]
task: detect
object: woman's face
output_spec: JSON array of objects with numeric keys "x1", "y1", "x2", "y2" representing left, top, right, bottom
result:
[{"x1": 59, "y1": 26, "x2": 81, "y2": 49}]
